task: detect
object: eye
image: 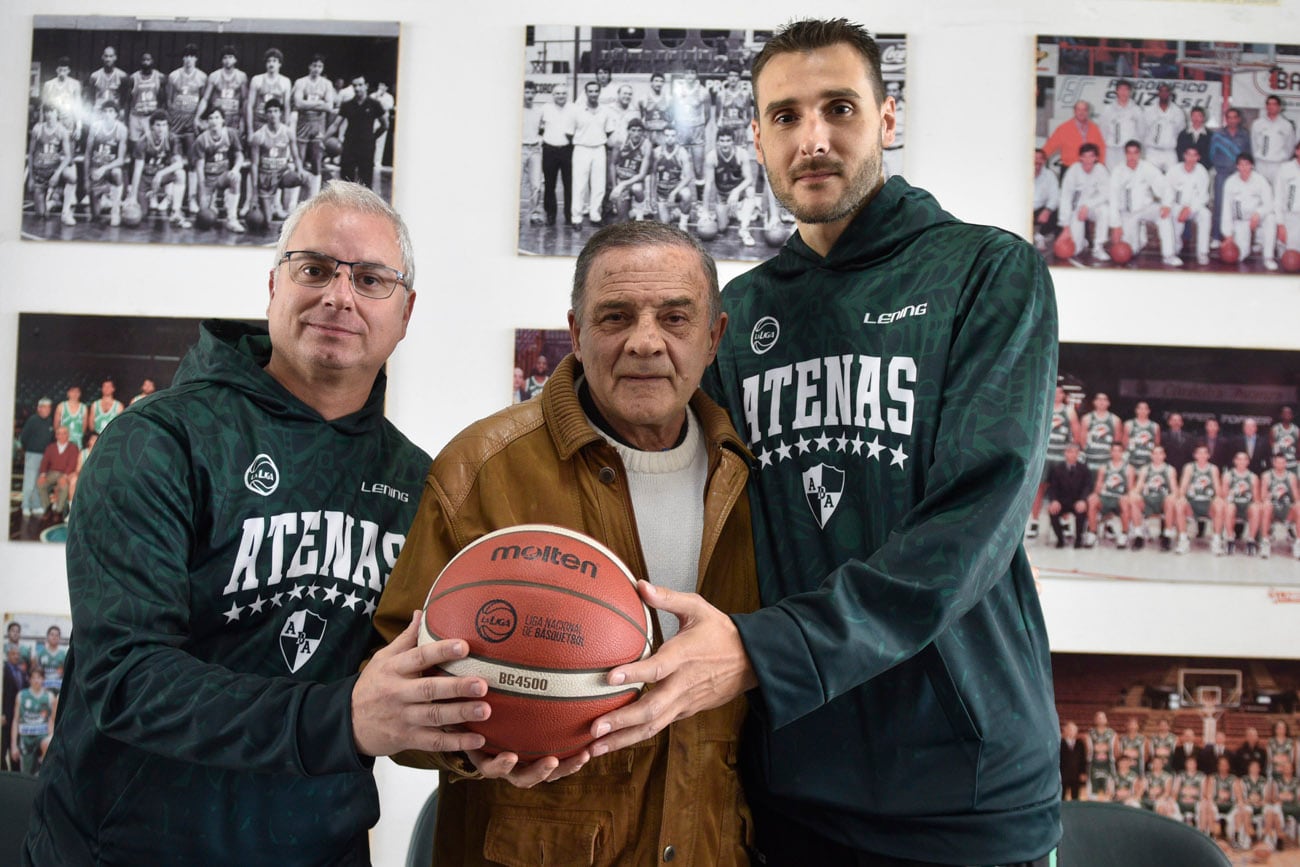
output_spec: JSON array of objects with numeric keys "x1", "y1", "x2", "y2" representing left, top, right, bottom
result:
[
  {"x1": 772, "y1": 111, "x2": 796, "y2": 125},
  {"x1": 298, "y1": 262, "x2": 328, "y2": 279},
  {"x1": 355, "y1": 271, "x2": 384, "y2": 288},
  {"x1": 829, "y1": 101, "x2": 855, "y2": 116}
]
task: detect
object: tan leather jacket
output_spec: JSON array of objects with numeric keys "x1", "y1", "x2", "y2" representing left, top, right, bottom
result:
[{"x1": 374, "y1": 354, "x2": 758, "y2": 866}]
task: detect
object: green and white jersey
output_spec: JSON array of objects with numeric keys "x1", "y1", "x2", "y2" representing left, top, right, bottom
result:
[
  {"x1": 1100, "y1": 460, "x2": 1129, "y2": 499},
  {"x1": 28, "y1": 321, "x2": 431, "y2": 866},
  {"x1": 1186, "y1": 464, "x2": 1217, "y2": 503},
  {"x1": 1272, "y1": 422, "x2": 1299, "y2": 470},
  {"x1": 1142, "y1": 770, "x2": 1173, "y2": 804},
  {"x1": 1243, "y1": 775, "x2": 1269, "y2": 812},
  {"x1": 1119, "y1": 733, "x2": 1147, "y2": 771},
  {"x1": 1266, "y1": 469, "x2": 1296, "y2": 510},
  {"x1": 16, "y1": 687, "x2": 53, "y2": 739},
  {"x1": 1176, "y1": 771, "x2": 1205, "y2": 809},
  {"x1": 1126, "y1": 419, "x2": 1158, "y2": 468},
  {"x1": 1082, "y1": 411, "x2": 1117, "y2": 469},
  {"x1": 708, "y1": 178, "x2": 1059, "y2": 864},
  {"x1": 33, "y1": 644, "x2": 67, "y2": 692},
  {"x1": 1268, "y1": 737, "x2": 1295, "y2": 778},
  {"x1": 1113, "y1": 768, "x2": 1140, "y2": 800},
  {"x1": 1210, "y1": 773, "x2": 1238, "y2": 810},
  {"x1": 1224, "y1": 468, "x2": 1256, "y2": 507},
  {"x1": 1276, "y1": 775, "x2": 1300, "y2": 816},
  {"x1": 1141, "y1": 464, "x2": 1177, "y2": 501},
  {"x1": 1089, "y1": 740, "x2": 1117, "y2": 788},
  {"x1": 1047, "y1": 405, "x2": 1073, "y2": 463},
  {"x1": 1150, "y1": 733, "x2": 1177, "y2": 764}
]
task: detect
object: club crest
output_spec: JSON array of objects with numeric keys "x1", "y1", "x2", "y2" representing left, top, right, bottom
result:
[
  {"x1": 803, "y1": 463, "x2": 845, "y2": 528},
  {"x1": 750, "y1": 316, "x2": 780, "y2": 355},
  {"x1": 279, "y1": 610, "x2": 327, "y2": 673},
  {"x1": 244, "y1": 453, "x2": 280, "y2": 497}
]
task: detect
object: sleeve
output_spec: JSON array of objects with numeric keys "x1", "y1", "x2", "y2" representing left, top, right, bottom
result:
[
  {"x1": 732, "y1": 239, "x2": 1058, "y2": 728},
  {"x1": 1045, "y1": 172, "x2": 1060, "y2": 211},
  {"x1": 66, "y1": 412, "x2": 364, "y2": 776}
]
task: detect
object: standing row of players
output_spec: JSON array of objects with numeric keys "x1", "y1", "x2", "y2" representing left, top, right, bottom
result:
[
  {"x1": 1064, "y1": 713, "x2": 1300, "y2": 852},
  {"x1": 1032, "y1": 391, "x2": 1300, "y2": 556},
  {"x1": 29, "y1": 44, "x2": 391, "y2": 231},
  {"x1": 1035, "y1": 87, "x2": 1299, "y2": 269},
  {"x1": 521, "y1": 67, "x2": 905, "y2": 243}
]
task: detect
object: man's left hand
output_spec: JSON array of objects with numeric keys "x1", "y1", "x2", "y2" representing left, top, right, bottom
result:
[{"x1": 585, "y1": 581, "x2": 756, "y2": 757}]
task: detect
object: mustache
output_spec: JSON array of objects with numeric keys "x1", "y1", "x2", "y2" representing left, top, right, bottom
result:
[{"x1": 791, "y1": 157, "x2": 844, "y2": 178}]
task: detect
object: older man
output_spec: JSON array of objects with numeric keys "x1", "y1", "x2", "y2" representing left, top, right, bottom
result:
[
  {"x1": 18, "y1": 398, "x2": 54, "y2": 529},
  {"x1": 25, "y1": 182, "x2": 491, "y2": 866},
  {"x1": 34, "y1": 426, "x2": 78, "y2": 520},
  {"x1": 374, "y1": 222, "x2": 758, "y2": 865}
]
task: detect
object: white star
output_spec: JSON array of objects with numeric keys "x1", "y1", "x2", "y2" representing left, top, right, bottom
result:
[
  {"x1": 850, "y1": 434, "x2": 864, "y2": 455},
  {"x1": 288, "y1": 585, "x2": 305, "y2": 600},
  {"x1": 890, "y1": 444, "x2": 909, "y2": 468},
  {"x1": 271, "y1": 592, "x2": 285, "y2": 608},
  {"x1": 341, "y1": 591, "x2": 362, "y2": 610},
  {"x1": 223, "y1": 601, "x2": 244, "y2": 623},
  {"x1": 866, "y1": 437, "x2": 885, "y2": 460},
  {"x1": 835, "y1": 436, "x2": 849, "y2": 452},
  {"x1": 757, "y1": 447, "x2": 773, "y2": 468},
  {"x1": 306, "y1": 585, "x2": 321, "y2": 599},
  {"x1": 363, "y1": 598, "x2": 377, "y2": 616},
  {"x1": 248, "y1": 596, "x2": 266, "y2": 615},
  {"x1": 814, "y1": 433, "x2": 833, "y2": 452},
  {"x1": 794, "y1": 435, "x2": 812, "y2": 455},
  {"x1": 322, "y1": 585, "x2": 342, "y2": 604},
  {"x1": 774, "y1": 440, "x2": 792, "y2": 461}
]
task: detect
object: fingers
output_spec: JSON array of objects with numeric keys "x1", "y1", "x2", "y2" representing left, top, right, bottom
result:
[{"x1": 467, "y1": 749, "x2": 591, "y2": 788}]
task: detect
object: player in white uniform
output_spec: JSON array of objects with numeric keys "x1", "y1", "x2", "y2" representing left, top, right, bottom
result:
[
  {"x1": 85, "y1": 101, "x2": 128, "y2": 226},
  {"x1": 249, "y1": 99, "x2": 301, "y2": 224},
  {"x1": 649, "y1": 126, "x2": 694, "y2": 231},
  {"x1": 40, "y1": 58, "x2": 82, "y2": 143},
  {"x1": 1143, "y1": 85, "x2": 1186, "y2": 173},
  {"x1": 638, "y1": 72, "x2": 673, "y2": 147},
  {"x1": 291, "y1": 54, "x2": 335, "y2": 201},
  {"x1": 1167, "y1": 144, "x2": 1213, "y2": 265},
  {"x1": 88, "y1": 46, "x2": 128, "y2": 113},
  {"x1": 1275, "y1": 141, "x2": 1300, "y2": 258},
  {"x1": 673, "y1": 67, "x2": 710, "y2": 187},
  {"x1": 1032, "y1": 148, "x2": 1060, "y2": 252},
  {"x1": 129, "y1": 110, "x2": 188, "y2": 226},
  {"x1": 247, "y1": 49, "x2": 293, "y2": 142},
  {"x1": 1110, "y1": 140, "x2": 1181, "y2": 266},
  {"x1": 607, "y1": 117, "x2": 652, "y2": 221},
  {"x1": 1252, "y1": 95, "x2": 1297, "y2": 188},
  {"x1": 1221, "y1": 154, "x2": 1279, "y2": 270},
  {"x1": 167, "y1": 44, "x2": 207, "y2": 214},
  {"x1": 703, "y1": 128, "x2": 759, "y2": 245},
  {"x1": 126, "y1": 53, "x2": 165, "y2": 147},
  {"x1": 27, "y1": 103, "x2": 78, "y2": 226},
  {"x1": 1058, "y1": 142, "x2": 1112, "y2": 261},
  {"x1": 1100, "y1": 80, "x2": 1144, "y2": 171}
]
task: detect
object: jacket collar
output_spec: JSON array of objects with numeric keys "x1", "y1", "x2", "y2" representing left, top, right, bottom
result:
[{"x1": 541, "y1": 353, "x2": 748, "y2": 461}]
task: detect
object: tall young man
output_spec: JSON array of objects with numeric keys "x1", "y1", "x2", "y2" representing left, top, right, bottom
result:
[
  {"x1": 27, "y1": 104, "x2": 78, "y2": 227},
  {"x1": 85, "y1": 101, "x2": 128, "y2": 227},
  {"x1": 129, "y1": 111, "x2": 190, "y2": 227},
  {"x1": 591, "y1": 19, "x2": 1060, "y2": 866}
]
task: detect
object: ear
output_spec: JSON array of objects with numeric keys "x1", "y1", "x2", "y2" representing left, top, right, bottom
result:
[
  {"x1": 879, "y1": 96, "x2": 897, "y2": 149},
  {"x1": 751, "y1": 118, "x2": 764, "y2": 166},
  {"x1": 399, "y1": 289, "x2": 416, "y2": 337},
  {"x1": 707, "y1": 311, "x2": 728, "y2": 360},
  {"x1": 567, "y1": 310, "x2": 582, "y2": 362}
]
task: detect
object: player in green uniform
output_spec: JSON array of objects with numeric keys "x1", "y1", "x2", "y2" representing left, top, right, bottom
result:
[
  {"x1": 1087, "y1": 737, "x2": 1118, "y2": 800},
  {"x1": 1173, "y1": 756, "x2": 1207, "y2": 824},
  {"x1": 1080, "y1": 393, "x2": 1122, "y2": 472},
  {"x1": 10, "y1": 666, "x2": 54, "y2": 776},
  {"x1": 1111, "y1": 754, "x2": 1142, "y2": 806},
  {"x1": 1260, "y1": 454, "x2": 1300, "y2": 559},
  {"x1": 1220, "y1": 450, "x2": 1262, "y2": 555},
  {"x1": 1124, "y1": 401, "x2": 1160, "y2": 470},
  {"x1": 1239, "y1": 759, "x2": 1271, "y2": 849},
  {"x1": 1176, "y1": 444, "x2": 1224, "y2": 554},
  {"x1": 1272, "y1": 406, "x2": 1299, "y2": 472},
  {"x1": 1087, "y1": 442, "x2": 1136, "y2": 547},
  {"x1": 31, "y1": 627, "x2": 67, "y2": 695},
  {"x1": 1271, "y1": 755, "x2": 1300, "y2": 847},
  {"x1": 1268, "y1": 721, "x2": 1296, "y2": 780},
  {"x1": 1030, "y1": 386, "x2": 1079, "y2": 541},
  {"x1": 1130, "y1": 445, "x2": 1179, "y2": 550},
  {"x1": 24, "y1": 183, "x2": 493, "y2": 865},
  {"x1": 1118, "y1": 716, "x2": 1148, "y2": 773},
  {"x1": 1204, "y1": 754, "x2": 1242, "y2": 840},
  {"x1": 1142, "y1": 754, "x2": 1176, "y2": 816},
  {"x1": 591, "y1": 20, "x2": 1060, "y2": 865}
]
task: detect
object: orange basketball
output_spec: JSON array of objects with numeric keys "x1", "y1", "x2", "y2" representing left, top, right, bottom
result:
[
  {"x1": 419, "y1": 525, "x2": 652, "y2": 759},
  {"x1": 1281, "y1": 249, "x2": 1300, "y2": 273},
  {"x1": 1109, "y1": 240, "x2": 1133, "y2": 265},
  {"x1": 1052, "y1": 232, "x2": 1075, "y2": 260},
  {"x1": 1220, "y1": 238, "x2": 1240, "y2": 264}
]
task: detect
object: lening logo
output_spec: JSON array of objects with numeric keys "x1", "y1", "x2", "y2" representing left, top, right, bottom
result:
[
  {"x1": 751, "y1": 316, "x2": 780, "y2": 354},
  {"x1": 244, "y1": 454, "x2": 280, "y2": 496}
]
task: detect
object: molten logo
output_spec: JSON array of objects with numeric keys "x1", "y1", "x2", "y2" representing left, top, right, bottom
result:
[
  {"x1": 751, "y1": 316, "x2": 780, "y2": 354},
  {"x1": 475, "y1": 599, "x2": 517, "y2": 643}
]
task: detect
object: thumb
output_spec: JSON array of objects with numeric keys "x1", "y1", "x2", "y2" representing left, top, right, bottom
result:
[{"x1": 638, "y1": 581, "x2": 699, "y2": 617}]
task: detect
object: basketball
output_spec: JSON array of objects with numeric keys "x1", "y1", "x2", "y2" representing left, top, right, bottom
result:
[
  {"x1": 763, "y1": 222, "x2": 791, "y2": 247},
  {"x1": 245, "y1": 205, "x2": 266, "y2": 231},
  {"x1": 696, "y1": 217, "x2": 719, "y2": 241},
  {"x1": 419, "y1": 524, "x2": 652, "y2": 759},
  {"x1": 120, "y1": 200, "x2": 143, "y2": 227},
  {"x1": 280, "y1": 169, "x2": 303, "y2": 189},
  {"x1": 1220, "y1": 238, "x2": 1240, "y2": 264},
  {"x1": 1281, "y1": 249, "x2": 1300, "y2": 273},
  {"x1": 1108, "y1": 240, "x2": 1133, "y2": 265},
  {"x1": 195, "y1": 206, "x2": 217, "y2": 229},
  {"x1": 1052, "y1": 232, "x2": 1075, "y2": 260},
  {"x1": 324, "y1": 137, "x2": 343, "y2": 157}
]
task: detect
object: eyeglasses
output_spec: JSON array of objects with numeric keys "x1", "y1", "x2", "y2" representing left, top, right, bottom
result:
[{"x1": 279, "y1": 250, "x2": 406, "y2": 299}]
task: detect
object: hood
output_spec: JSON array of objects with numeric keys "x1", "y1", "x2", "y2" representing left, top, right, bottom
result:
[
  {"x1": 778, "y1": 176, "x2": 961, "y2": 272},
  {"x1": 174, "y1": 320, "x2": 387, "y2": 435}
]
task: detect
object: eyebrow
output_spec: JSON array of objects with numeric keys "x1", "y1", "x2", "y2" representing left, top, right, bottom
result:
[{"x1": 763, "y1": 87, "x2": 864, "y2": 117}]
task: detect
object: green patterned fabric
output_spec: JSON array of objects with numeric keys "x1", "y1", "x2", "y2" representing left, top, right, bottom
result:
[
  {"x1": 707, "y1": 177, "x2": 1060, "y2": 864},
  {"x1": 26, "y1": 320, "x2": 429, "y2": 866}
]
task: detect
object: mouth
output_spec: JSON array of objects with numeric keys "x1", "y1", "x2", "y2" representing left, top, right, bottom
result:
[{"x1": 305, "y1": 321, "x2": 360, "y2": 338}]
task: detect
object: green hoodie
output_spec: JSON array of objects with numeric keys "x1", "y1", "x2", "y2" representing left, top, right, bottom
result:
[
  {"x1": 27, "y1": 321, "x2": 429, "y2": 866},
  {"x1": 707, "y1": 177, "x2": 1061, "y2": 864}
]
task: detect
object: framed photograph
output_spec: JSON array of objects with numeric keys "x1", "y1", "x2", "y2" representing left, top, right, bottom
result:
[
  {"x1": 515, "y1": 26, "x2": 907, "y2": 262},
  {"x1": 2, "y1": 612, "x2": 72, "y2": 776},
  {"x1": 1033, "y1": 37, "x2": 1300, "y2": 274},
  {"x1": 1029, "y1": 341, "x2": 1300, "y2": 587},
  {"x1": 512, "y1": 328, "x2": 572, "y2": 404},
  {"x1": 23, "y1": 15, "x2": 400, "y2": 247},
  {"x1": 10, "y1": 313, "x2": 261, "y2": 543}
]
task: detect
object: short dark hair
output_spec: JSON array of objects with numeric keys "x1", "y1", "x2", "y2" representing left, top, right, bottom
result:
[
  {"x1": 56, "y1": 56, "x2": 71, "y2": 68},
  {"x1": 221, "y1": 45, "x2": 238, "y2": 59},
  {"x1": 571, "y1": 222, "x2": 720, "y2": 326},
  {"x1": 265, "y1": 48, "x2": 283, "y2": 63},
  {"x1": 1124, "y1": 139, "x2": 1142, "y2": 152},
  {"x1": 751, "y1": 18, "x2": 884, "y2": 105},
  {"x1": 311, "y1": 53, "x2": 326, "y2": 65},
  {"x1": 183, "y1": 43, "x2": 199, "y2": 58},
  {"x1": 264, "y1": 98, "x2": 284, "y2": 113},
  {"x1": 148, "y1": 109, "x2": 167, "y2": 124},
  {"x1": 1115, "y1": 79, "x2": 1133, "y2": 91},
  {"x1": 1078, "y1": 142, "x2": 1100, "y2": 158},
  {"x1": 1237, "y1": 153, "x2": 1255, "y2": 165}
]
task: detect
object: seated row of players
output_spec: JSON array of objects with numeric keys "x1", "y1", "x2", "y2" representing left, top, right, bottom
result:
[
  {"x1": 1038, "y1": 139, "x2": 1300, "y2": 270},
  {"x1": 29, "y1": 98, "x2": 303, "y2": 232},
  {"x1": 1079, "y1": 714, "x2": 1300, "y2": 851}
]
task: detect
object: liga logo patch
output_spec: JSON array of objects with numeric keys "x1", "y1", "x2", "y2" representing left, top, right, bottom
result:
[
  {"x1": 803, "y1": 463, "x2": 845, "y2": 528},
  {"x1": 750, "y1": 316, "x2": 780, "y2": 355},
  {"x1": 279, "y1": 610, "x2": 326, "y2": 673},
  {"x1": 244, "y1": 453, "x2": 280, "y2": 496}
]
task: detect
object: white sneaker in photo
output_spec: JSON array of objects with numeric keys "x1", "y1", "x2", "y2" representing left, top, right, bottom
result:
[
  {"x1": 1175, "y1": 535, "x2": 1190, "y2": 554},
  {"x1": 1163, "y1": 255, "x2": 1183, "y2": 267},
  {"x1": 1197, "y1": 253, "x2": 1209, "y2": 265},
  {"x1": 1083, "y1": 531, "x2": 1098, "y2": 548},
  {"x1": 1261, "y1": 539, "x2": 1272, "y2": 559},
  {"x1": 1117, "y1": 532, "x2": 1128, "y2": 549},
  {"x1": 1264, "y1": 259, "x2": 1279, "y2": 271},
  {"x1": 1211, "y1": 535, "x2": 1224, "y2": 556},
  {"x1": 1092, "y1": 247, "x2": 1110, "y2": 262}
]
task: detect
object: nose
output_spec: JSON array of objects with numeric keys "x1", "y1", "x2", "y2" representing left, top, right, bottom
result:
[
  {"x1": 799, "y1": 112, "x2": 830, "y2": 157},
  {"x1": 320, "y1": 267, "x2": 357, "y2": 309},
  {"x1": 625, "y1": 313, "x2": 665, "y2": 356}
]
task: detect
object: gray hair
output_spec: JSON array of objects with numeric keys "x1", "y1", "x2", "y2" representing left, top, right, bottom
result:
[
  {"x1": 273, "y1": 180, "x2": 415, "y2": 289},
  {"x1": 570, "y1": 222, "x2": 720, "y2": 325}
]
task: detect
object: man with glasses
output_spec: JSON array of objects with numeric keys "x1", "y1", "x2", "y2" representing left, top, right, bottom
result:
[
  {"x1": 25, "y1": 181, "x2": 492, "y2": 865},
  {"x1": 331, "y1": 76, "x2": 388, "y2": 190}
]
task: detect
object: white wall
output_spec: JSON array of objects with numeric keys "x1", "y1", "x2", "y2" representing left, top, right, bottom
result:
[{"x1": 4, "y1": 1, "x2": 1298, "y2": 863}]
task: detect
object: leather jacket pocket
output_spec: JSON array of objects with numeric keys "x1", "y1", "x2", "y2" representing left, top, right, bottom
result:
[{"x1": 484, "y1": 806, "x2": 613, "y2": 867}]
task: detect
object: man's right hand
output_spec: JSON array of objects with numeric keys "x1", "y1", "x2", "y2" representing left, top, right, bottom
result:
[
  {"x1": 465, "y1": 747, "x2": 590, "y2": 789},
  {"x1": 351, "y1": 611, "x2": 490, "y2": 757}
]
